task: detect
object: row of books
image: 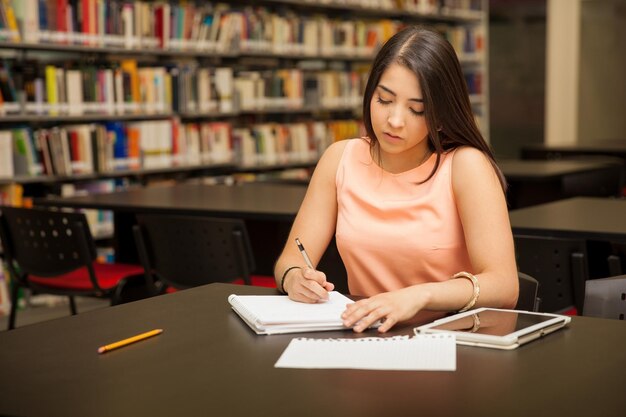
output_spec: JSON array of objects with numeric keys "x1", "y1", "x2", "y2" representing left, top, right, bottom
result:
[
  {"x1": 0, "y1": 60, "x2": 378, "y2": 116},
  {"x1": 0, "y1": 118, "x2": 363, "y2": 178},
  {"x1": 1, "y1": 1, "x2": 484, "y2": 58},
  {"x1": 233, "y1": 68, "x2": 366, "y2": 112}
]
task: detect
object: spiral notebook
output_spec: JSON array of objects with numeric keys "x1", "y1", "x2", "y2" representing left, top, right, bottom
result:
[
  {"x1": 275, "y1": 335, "x2": 456, "y2": 371},
  {"x1": 228, "y1": 291, "x2": 362, "y2": 335}
]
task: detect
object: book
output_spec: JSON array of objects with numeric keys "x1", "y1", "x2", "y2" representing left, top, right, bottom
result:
[
  {"x1": 0, "y1": 130, "x2": 14, "y2": 177},
  {"x1": 275, "y1": 334, "x2": 456, "y2": 371},
  {"x1": 228, "y1": 291, "x2": 362, "y2": 335}
]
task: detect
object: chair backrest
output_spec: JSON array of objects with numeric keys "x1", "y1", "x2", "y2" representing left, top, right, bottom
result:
[
  {"x1": 516, "y1": 272, "x2": 540, "y2": 312},
  {"x1": 582, "y1": 275, "x2": 626, "y2": 320},
  {"x1": 133, "y1": 214, "x2": 256, "y2": 289},
  {"x1": 0, "y1": 206, "x2": 97, "y2": 279},
  {"x1": 514, "y1": 234, "x2": 589, "y2": 313}
]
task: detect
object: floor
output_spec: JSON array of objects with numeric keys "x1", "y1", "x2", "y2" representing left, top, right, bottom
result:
[{"x1": 0, "y1": 294, "x2": 110, "y2": 331}]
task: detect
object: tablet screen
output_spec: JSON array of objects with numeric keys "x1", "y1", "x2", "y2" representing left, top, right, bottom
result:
[{"x1": 430, "y1": 309, "x2": 556, "y2": 336}]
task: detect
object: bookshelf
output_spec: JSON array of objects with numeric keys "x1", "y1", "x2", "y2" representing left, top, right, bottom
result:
[{"x1": 0, "y1": 0, "x2": 489, "y2": 209}]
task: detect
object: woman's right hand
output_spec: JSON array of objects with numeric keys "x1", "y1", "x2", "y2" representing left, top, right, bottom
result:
[{"x1": 284, "y1": 268, "x2": 335, "y2": 303}]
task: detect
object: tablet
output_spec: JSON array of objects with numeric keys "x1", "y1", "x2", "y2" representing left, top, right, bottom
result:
[{"x1": 414, "y1": 308, "x2": 571, "y2": 350}]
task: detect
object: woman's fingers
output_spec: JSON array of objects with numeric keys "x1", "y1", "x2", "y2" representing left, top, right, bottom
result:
[
  {"x1": 341, "y1": 294, "x2": 409, "y2": 333},
  {"x1": 288, "y1": 269, "x2": 331, "y2": 303},
  {"x1": 376, "y1": 315, "x2": 397, "y2": 333},
  {"x1": 342, "y1": 299, "x2": 379, "y2": 328}
]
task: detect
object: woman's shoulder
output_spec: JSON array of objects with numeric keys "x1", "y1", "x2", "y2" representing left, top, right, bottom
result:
[
  {"x1": 450, "y1": 146, "x2": 501, "y2": 191},
  {"x1": 321, "y1": 138, "x2": 366, "y2": 162},
  {"x1": 450, "y1": 146, "x2": 491, "y2": 169},
  {"x1": 327, "y1": 137, "x2": 368, "y2": 152},
  {"x1": 315, "y1": 138, "x2": 367, "y2": 182}
]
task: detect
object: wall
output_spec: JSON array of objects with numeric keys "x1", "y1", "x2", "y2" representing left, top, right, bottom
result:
[
  {"x1": 545, "y1": 0, "x2": 626, "y2": 145},
  {"x1": 578, "y1": 0, "x2": 626, "y2": 144},
  {"x1": 489, "y1": 0, "x2": 547, "y2": 158}
]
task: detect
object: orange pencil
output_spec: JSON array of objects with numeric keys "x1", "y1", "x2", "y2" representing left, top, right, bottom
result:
[{"x1": 97, "y1": 329, "x2": 163, "y2": 354}]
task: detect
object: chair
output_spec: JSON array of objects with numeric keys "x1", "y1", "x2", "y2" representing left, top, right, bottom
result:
[
  {"x1": 132, "y1": 214, "x2": 275, "y2": 291},
  {"x1": 514, "y1": 234, "x2": 589, "y2": 314},
  {"x1": 516, "y1": 272, "x2": 540, "y2": 312},
  {"x1": 607, "y1": 239, "x2": 625, "y2": 276},
  {"x1": 0, "y1": 206, "x2": 144, "y2": 330},
  {"x1": 582, "y1": 275, "x2": 626, "y2": 320}
]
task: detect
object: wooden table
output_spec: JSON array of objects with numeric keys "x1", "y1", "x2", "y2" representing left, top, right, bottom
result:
[
  {"x1": 522, "y1": 140, "x2": 626, "y2": 163},
  {"x1": 509, "y1": 197, "x2": 626, "y2": 244},
  {"x1": 497, "y1": 159, "x2": 623, "y2": 208},
  {"x1": 1, "y1": 283, "x2": 624, "y2": 417}
]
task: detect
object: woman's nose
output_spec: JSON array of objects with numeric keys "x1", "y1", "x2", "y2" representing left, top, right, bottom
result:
[{"x1": 387, "y1": 106, "x2": 405, "y2": 128}]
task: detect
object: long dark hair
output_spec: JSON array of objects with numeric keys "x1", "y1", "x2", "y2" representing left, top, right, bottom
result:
[{"x1": 362, "y1": 26, "x2": 506, "y2": 191}]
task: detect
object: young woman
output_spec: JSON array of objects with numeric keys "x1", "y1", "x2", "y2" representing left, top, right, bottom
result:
[{"x1": 274, "y1": 26, "x2": 518, "y2": 333}]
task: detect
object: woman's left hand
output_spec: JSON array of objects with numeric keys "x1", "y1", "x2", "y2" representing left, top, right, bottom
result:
[{"x1": 341, "y1": 286, "x2": 429, "y2": 333}]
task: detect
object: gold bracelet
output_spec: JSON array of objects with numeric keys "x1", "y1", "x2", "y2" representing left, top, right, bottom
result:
[
  {"x1": 454, "y1": 271, "x2": 480, "y2": 312},
  {"x1": 469, "y1": 314, "x2": 481, "y2": 332}
]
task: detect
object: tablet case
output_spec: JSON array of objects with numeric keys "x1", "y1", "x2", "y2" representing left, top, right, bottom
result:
[{"x1": 415, "y1": 308, "x2": 571, "y2": 350}]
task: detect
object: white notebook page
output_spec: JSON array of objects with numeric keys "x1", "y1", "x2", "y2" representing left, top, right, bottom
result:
[
  {"x1": 229, "y1": 291, "x2": 352, "y2": 325},
  {"x1": 275, "y1": 334, "x2": 456, "y2": 371}
]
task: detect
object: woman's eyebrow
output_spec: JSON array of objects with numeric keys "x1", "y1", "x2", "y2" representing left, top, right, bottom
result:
[{"x1": 377, "y1": 84, "x2": 424, "y2": 102}]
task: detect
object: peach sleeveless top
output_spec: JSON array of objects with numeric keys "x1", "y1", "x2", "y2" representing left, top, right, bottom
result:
[{"x1": 335, "y1": 138, "x2": 473, "y2": 296}]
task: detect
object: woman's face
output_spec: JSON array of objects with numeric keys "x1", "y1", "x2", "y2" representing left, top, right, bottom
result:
[{"x1": 370, "y1": 63, "x2": 431, "y2": 173}]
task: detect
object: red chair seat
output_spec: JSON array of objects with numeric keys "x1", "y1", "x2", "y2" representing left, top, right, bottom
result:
[
  {"x1": 561, "y1": 307, "x2": 578, "y2": 316},
  {"x1": 29, "y1": 262, "x2": 145, "y2": 291}
]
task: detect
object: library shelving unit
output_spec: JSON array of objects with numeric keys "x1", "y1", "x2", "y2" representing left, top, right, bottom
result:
[{"x1": 0, "y1": 0, "x2": 489, "y2": 214}]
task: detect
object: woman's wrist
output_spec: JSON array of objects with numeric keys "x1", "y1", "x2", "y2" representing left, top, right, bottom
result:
[
  {"x1": 403, "y1": 285, "x2": 433, "y2": 312},
  {"x1": 279, "y1": 266, "x2": 301, "y2": 294}
]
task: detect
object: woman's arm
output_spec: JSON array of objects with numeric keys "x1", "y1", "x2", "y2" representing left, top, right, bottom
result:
[
  {"x1": 274, "y1": 140, "x2": 348, "y2": 302},
  {"x1": 342, "y1": 146, "x2": 519, "y2": 332}
]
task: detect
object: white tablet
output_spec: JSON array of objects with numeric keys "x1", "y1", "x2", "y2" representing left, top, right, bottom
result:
[{"x1": 414, "y1": 308, "x2": 571, "y2": 350}]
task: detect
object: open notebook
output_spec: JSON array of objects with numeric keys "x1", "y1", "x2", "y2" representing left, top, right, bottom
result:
[
  {"x1": 275, "y1": 335, "x2": 456, "y2": 371},
  {"x1": 228, "y1": 291, "x2": 362, "y2": 335}
]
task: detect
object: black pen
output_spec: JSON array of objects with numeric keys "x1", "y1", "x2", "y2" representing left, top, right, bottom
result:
[{"x1": 295, "y1": 238, "x2": 314, "y2": 269}]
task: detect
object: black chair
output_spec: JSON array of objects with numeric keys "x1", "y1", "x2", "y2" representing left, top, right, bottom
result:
[
  {"x1": 516, "y1": 272, "x2": 540, "y2": 312},
  {"x1": 582, "y1": 275, "x2": 626, "y2": 320},
  {"x1": 0, "y1": 206, "x2": 144, "y2": 330},
  {"x1": 607, "y1": 240, "x2": 625, "y2": 276},
  {"x1": 133, "y1": 214, "x2": 275, "y2": 291},
  {"x1": 514, "y1": 234, "x2": 589, "y2": 314}
]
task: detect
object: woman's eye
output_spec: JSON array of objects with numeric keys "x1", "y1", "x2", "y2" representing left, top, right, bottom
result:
[
  {"x1": 376, "y1": 97, "x2": 391, "y2": 105},
  {"x1": 410, "y1": 108, "x2": 425, "y2": 116}
]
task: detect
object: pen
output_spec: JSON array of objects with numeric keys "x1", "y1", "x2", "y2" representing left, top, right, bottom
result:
[
  {"x1": 295, "y1": 238, "x2": 314, "y2": 269},
  {"x1": 97, "y1": 329, "x2": 163, "y2": 354}
]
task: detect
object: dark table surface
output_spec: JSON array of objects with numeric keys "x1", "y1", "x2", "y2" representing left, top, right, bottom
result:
[
  {"x1": 522, "y1": 140, "x2": 626, "y2": 157},
  {"x1": 36, "y1": 182, "x2": 308, "y2": 221},
  {"x1": 1, "y1": 283, "x2": 625, "y2": 417},
  {"x1": 509, "y1": 197, "x2": 626, "y2": 243},
  {"x1": 498, "y1": 159, "x2": 620, "y2": 181}
]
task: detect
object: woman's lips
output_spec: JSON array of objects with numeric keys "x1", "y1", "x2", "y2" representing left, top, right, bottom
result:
[{"x1": 384, "y1": 132, "x2": 402, "y2": 140}]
